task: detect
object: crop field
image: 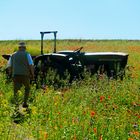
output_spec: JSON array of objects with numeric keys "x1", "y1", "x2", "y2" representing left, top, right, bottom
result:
[{"x1": 0, "y1": 40, "x2": 140, "y2": 140}]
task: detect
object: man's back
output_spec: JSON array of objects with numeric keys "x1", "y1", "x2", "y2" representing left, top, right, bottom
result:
[{"x1": 11, "y1": 51, "x2": 30, "y2": 76}]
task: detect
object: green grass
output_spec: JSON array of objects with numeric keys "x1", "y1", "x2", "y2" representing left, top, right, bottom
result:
[{"x1": 0, "y1": 40, "x2": 140, "y2": 140}]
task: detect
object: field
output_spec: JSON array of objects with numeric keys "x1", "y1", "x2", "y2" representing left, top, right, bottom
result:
[{"x1": 0, "y1": 40, "x2": 140, "y2": 140}]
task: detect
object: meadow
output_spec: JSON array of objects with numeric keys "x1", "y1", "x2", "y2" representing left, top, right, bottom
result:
[{"x1": 0, "y1": 40, "x2": 140, "y2": 140}]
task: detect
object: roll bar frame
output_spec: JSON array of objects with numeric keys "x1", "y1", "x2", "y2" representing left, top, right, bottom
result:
[{"x1": 40, "y1": 31, "x2": 58, "y2": 54}]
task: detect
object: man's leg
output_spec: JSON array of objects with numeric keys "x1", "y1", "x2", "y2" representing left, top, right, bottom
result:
[
  {"x1": 13, "y1": 77, "x2": 22, "y2": 105},
  {"x1": 22, "y1": 76, "x2": 30, "y2": 107}
]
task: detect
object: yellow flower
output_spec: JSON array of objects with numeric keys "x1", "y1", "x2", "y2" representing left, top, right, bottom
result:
[
  {"x1": 31, "y1": 106, "x2": 37, "y2": 115},
  {"x1": 54, "y1": 126, "x2": 58, "y2": 130}
]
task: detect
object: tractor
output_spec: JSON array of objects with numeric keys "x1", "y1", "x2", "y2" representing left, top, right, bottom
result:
[{"x1": 2, "y1": 31, "x2": 129, "y2": 87}]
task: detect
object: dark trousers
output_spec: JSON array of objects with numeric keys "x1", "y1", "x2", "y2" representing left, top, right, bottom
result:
[{"x1": 13, "y1": 75, "x2": 30, "y2": 105}]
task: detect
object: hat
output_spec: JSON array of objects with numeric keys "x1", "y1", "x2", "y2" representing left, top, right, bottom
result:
[{"x1": 19, "y1": 42, "x2": 26, "y2": 48}]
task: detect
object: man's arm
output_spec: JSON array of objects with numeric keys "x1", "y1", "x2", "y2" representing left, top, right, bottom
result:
[
  {"x1": 27, "y1": 54, "x2": 34, "y2": 79},
  {"x1": 29, "y1": 65, "x2": 34, "y2": 80}
]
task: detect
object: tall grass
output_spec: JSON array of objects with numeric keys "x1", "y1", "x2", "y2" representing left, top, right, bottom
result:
[{"x1": 0, "y1": 40, "x2": 140, "y2": 139}]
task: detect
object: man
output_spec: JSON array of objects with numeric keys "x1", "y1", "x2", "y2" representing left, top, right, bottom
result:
[{"x1": 7, "y1": 42, "x2": 34, "y2": 108}]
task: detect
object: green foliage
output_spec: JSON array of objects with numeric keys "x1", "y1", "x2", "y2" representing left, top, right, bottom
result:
[{"x1": 0, "y1": 40, "x2": 140, "y2": 139}]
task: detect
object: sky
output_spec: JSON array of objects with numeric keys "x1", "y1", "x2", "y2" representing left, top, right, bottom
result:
[{"x1": 0, "y1": 0, "x2": 140, "y2": 40}]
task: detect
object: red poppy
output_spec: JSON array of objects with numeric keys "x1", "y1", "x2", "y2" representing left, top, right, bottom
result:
[
  {"x1": 90, "y1": 111, "x2": 95, "y2": 117},
  {"x1": 93, "y1": 127, "x2": 97, "y2": 134},
  {"x1": 100, "y1": 96, "x2": 105, "y2": 102}
]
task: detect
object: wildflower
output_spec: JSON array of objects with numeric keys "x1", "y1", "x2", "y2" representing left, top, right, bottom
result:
[
  {"x1": 31, "y1": 106, "x2": 37, "y2": 115},
  {"x1": 90, "y1": 111, "x2": 95, "y2": 117},
  {"x1": 93, "y1": 127, "x2": 97, "y2": 134},
  {"x1": 54, "y1": 126, "x2": 58, "y2": 130},
  {"x1": 128, "y1": 138, "x2": 133, "y2": 140},
  {"x1": 132, "y1": 131, "x2": 139, "y2": 136},
  {"x1": 100, "y1": 96, "x2": 105, "y2": 102},
  {"x1": 131, "y1": 102, "x2": 137, "y2": 107},
  {"x1": 44, "y1": 132, "x2": 48, "y2": 139},
  {"x1": 99, "y1": 135, "x2": 103, "y2": 140},
  {"x1": 108, "y1": 96, "x2": 111, "y2": 99},
  {"x1": 54, "y1": 102, "x2": 58, "y2": 106},
  {"x1": 129, "y1": 131, "x2": 140, "y2": 137}
]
